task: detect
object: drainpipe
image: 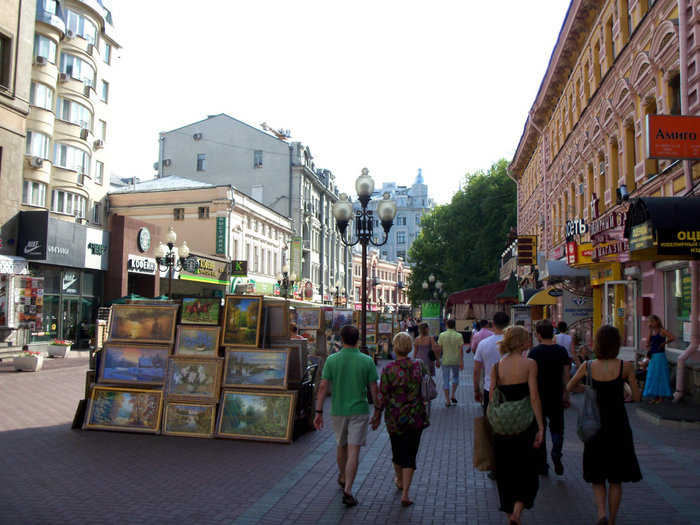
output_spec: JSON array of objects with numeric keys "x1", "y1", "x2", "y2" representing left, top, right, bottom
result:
[
  {"x1": 320, "y1": 190, "x2": 325, "y2": 302},
  {"x1": 674, "y1": 0, "x2": 700, "y2": 401}
]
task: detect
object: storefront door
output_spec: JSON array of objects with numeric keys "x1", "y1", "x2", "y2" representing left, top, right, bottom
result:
[
  {"x1": 603, "y1": 280, "x2": 637, "y2": 360},
  {"x1": 61, "y1": 297, "x2": 79, "y2": 342}
]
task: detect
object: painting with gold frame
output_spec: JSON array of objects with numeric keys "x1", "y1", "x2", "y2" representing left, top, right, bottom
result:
[
  {"x1": 108, "y1": 304, "x2": 178, "y2": 345},
  {"x1": 174, "y1": 325, "x2": 220, "y2": 356},
  {"x1": 296, "y1": 307, "x2": 322, "y2": 330},
  {"x1": 84, "y1": 386, "x2": 163, "y2": 434},
  {"x1": 221, "y1": 295, "x2": 263, "y2": 347},
  {"x1": 164, "y1": 356, "x2": 223, "y2": 402},
  {"x1": 98, "y1": 344, "x2": 170, "y2": 386},
  {"x1": 216, "y1": 389, "x2": 296, "y2": 443},
  {"x1": 162, "y1": 401, "x2": 216, "y2": 438},
  {"x1": 223, "y1": 348, "x2": 290, "y2": 389}
]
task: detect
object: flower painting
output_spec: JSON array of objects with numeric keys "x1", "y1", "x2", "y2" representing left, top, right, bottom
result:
[
  {"x1": 221, "y1": 295, "x2": 263, "y2": 347},
  {"x1": 216, "y1": 390, "x2": 296, "y2": 443},
  {"x1": 223, "y1": 349, "x2": 290, "y2": 389},
  {"x1": 164, "y1": 356, "x2": 223, "y2": 402},
  {"x1": 296, "y1": 308, "x2": 321, "y2": 330},
  {"x1": 174, "y1": 326, "x2": 220, "y2": 356},
  {"x1": 108, "y1": 304, "x2": 178, "y2": 345},
  {"x1": 162, "y1": 402, "x2": 216, "y2": 438},
  {"x1": 99, "y1": 345, "x2": 170, "y2": 386},
  {"x1": 84, "y1": 386, "x2": 163, "y2": 433}
]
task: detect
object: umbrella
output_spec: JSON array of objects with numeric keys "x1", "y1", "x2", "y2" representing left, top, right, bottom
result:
[{"x1": 105, "y1": 293, "x2": 148, "y2": 305}]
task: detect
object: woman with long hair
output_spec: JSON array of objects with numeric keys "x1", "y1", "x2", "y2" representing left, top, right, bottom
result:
[
  {"x1": 413, "y1": 322, "x2": 439, "y2": 376},
  {"x1": 567, "y1": 325, "x2": 642, "y2": 525},
  {"x1": 642, "y1": 314, "x2": 675, "y2": 404}
]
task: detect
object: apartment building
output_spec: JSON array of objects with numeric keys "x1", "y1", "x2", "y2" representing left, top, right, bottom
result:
[{"x1": 351, "y1": 249, "x2": 411, "y2": 312}]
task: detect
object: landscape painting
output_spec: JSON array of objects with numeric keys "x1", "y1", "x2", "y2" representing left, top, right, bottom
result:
[
  {"x1": 296, "y1": 308, "x2": 321, "y2": 330},
  {"x1": 162, "y1": 402, "x2": 216, "y2": 438},
  {"x1": 175, "y1": 326, "x2": 220, "y2": 356},
  {"x1": 98, "y1": 345, "x2": 170, "y2": 386},
  {"x1": 223, "y1": 348, "x2": 290, "y2": 389},
  {"x1": 221, "y1": 295, "x2": 263, "y2": 347},
  {"x1": 108, "y1": 304, "x2": 178, "y2": 345},
  {"x1": 332, "y1": 309, "x2": 353, "y2": 332},
  {"x1": 180, "y1": 298, "x2": 220, "y2": 325},
  {"x1": 323, "y1": 308, "x2": 334, "y2": 331},
  {"x1": 379, "y1": 313, "x2": 393, "y2": 324},
  {"x1": 84, "y1": 386, "x2": 163, "y2": 433},
  {"x1": 378, "y1": 322, "x2": 392, "y2": 334},
  {"x1": 216, "y1": 390, "x2": 296, "y2": 443},
  {"x1": 164, "y1": 356, "x2": 223, "y2": 402}
]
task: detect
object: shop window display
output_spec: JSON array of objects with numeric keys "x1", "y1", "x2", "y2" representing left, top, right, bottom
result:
[{"x1": 664, "y1": 266, "x2": 691, "y2": 347}]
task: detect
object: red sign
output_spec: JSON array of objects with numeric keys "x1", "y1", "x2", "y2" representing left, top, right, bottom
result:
[
  {"x1": 566, "y1": 242, "x2": 578, "y2": 264},
  {"x1": 647, "y1": 114, "x2": 700, "y2": 160}
]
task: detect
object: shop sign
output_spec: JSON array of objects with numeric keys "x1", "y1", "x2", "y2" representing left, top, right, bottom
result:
[
  {"x1": 17, "y1": 210, "x2": 49, "y2": 260},
  {"x1": 137, "y1": 227, "x2": 151, "y2": 252},
  {"x1": 517, "y1": 235, "x2": 537, "y2": 266},
  {"x1": 565, "y1": 219, "x2": 587, "y2": 239},
  {"x1": 46, "y1": 218, "x2": 86, "y2": 268},
  {"x1": 629, "y1": 221, "x2": 655, "y2": 251},
  {"x1": 254, "y1": 281, "x2": 275, "y2": 294},
  {"x1": 593, "y1": 240, "x2": 629, "y2": 259},
  {"x1": 62, "y1": 271, "x2": 80, "y2": 295},
  {"x1": 549, "y1": 245, "x2": 565, "y2": 260},
  {"x1": 657, "y1": 229, "x2": 700, "y2": 256},
  {"x1": 421, "y1": 300, "x2": 441, "y2": 318},
  {"x1": 548, "y1": 288, "x2": 564, "y2": 297},
  {"x1": 562, "y1": 290, "x2": 593, "y2": 326},
  {"x1": 181, "y1": 256, "x2": 229, "y2": 280},
  {"x1": 231, "y1": 260, "x2": 247, "y2": 277},
  {"x1": 646, "y1": 114, "x2": 700, "y2": 160},
  {"x1": 85, "y1": 227, "x2": 109, "y2": 270},
  {"x1": 215, "y1": 217, "x2": 227, "y2": 255},
  {"x1": 566, "y1": 241, "x2": 593, "y2": 265},
  {"x1": 589, "y1": 211, "x2": 625, "y2": 238},
  {"x1": 127, "y1": 254, "x2": 157, "y2": 275}
]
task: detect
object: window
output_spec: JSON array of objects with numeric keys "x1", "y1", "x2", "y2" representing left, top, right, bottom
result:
[
  {"x1": 0, "y1": 33, "x2": 12, "y2": 89},
  {"x1": 253, "y1": 150, "x2": 263, "y2": 168},
  {"x1": 33, "y1": 34, "x2": 56, "y2": 64},
  {"x1": 198, "y1": 206, "x2": 209, "y2": 219},
  {"x1": 51, "y1": 190, "x2": 86, "y2": 218},
  {"x1": 397, "y1": 232, "x2": 406, "y2": 244},
  {"x1": 103, "y1": 43, "x2": 111, "y2": 64},
  {"x1": 664, "y1": 266, "x2": 690, "y2": 347},
  {"x1": 397, "y1": 251, "x2": 406, "y2": 259},
  {"x1": 415, "y1": 215, "x2": 421, "y2": 225},
  {"x1": 396, "y1": 216, "x2": 406, "y2": 226},
  {"x1": 100, "y1": 80, "x2": 109, "y2": 103},
  {"x1": 95, "y1": 161, "x2": 104, "y2": 185},
  {"x1": 196, "y1": 153, "x2": 206, "y2": 171},
  {"x1": 30, "y1": 82, "x2": 53, "y2": 110},
  {"x1": 173, "y1": 208, "x2": 184, "y2": 220},
  {"x1": 92, "y1": 202, "x2": 102, "y2": 225},
  {"x1": 60, "y1": 53, "x2": 95, "y2": 86},
  {"x1": 37, "y1": 0, "x2": 58, "y2": 16},
  {"x1": 54, "y1": 143, "x2": 89, "y2": 173},
  {"x1": 63, "y1": 9, "x2": 97, "y2": 44},
  {"x1": 25, "y1": 131, "x2": 51, "y2": 159},
  {"x1": 22, "y1": 180, "x2": 47, "y2": 207},
  {"x1": 56, "y1": 97, "x2": 92, "y2": 129}
]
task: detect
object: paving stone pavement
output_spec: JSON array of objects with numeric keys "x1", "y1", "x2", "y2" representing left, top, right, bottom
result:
[{"x1": 1, "y1": 352, "x2": 699, "y2": 524}]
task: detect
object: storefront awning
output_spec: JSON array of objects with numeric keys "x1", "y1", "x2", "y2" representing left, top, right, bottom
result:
[
  {"x1": 446, "y1": 280, "x2": 508, "y2": 306},
  {"x1": 539, "y1": 260, "x2": 589, "y2": 281},
  {"x1": 526, "y1": 287, "x2": 560, "y2": 306}
]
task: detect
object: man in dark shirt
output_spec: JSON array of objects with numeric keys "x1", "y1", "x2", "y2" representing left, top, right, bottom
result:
[{"x1": 528, "y1": 319, "x2": 571, "y2": 476}]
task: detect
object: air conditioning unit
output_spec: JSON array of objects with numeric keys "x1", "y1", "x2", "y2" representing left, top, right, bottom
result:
[
  {"x1": 33, "y1": 56, "x2": 47, "y2": 66},
  {"x1": 193, "y1": 133, "x2": 202, "y2": 140},
  {"x1": 80, "y1": 129, "x2": 89, "y2": 140},
  {"x1": 163, "y1": 159, "x2": 171, "y2": 166},
  {"x1": 66, "y1": 29, "x2": 76, "y2": 39},
  {"x1": 29, "y1": 156, "x2": 44, "y2": 168},
  {"x1": 77, "y1": 173, "x2": 84, "y2": 186},
  {"x1": 87, "y1": 43, "x2": 94, "y2": 55},
  {"x1": 83, "y1": 85, "x2": 91, "y2": 97},
  {"x1": 59, "y1": 73, "x2": 70, "y2": 83},
  {"x1": 93, "y1": 139, "x2": 104, "y2": 149}
]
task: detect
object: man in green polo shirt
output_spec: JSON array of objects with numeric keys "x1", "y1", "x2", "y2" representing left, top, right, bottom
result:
[
  {"x1": 314, "y1": 324, "x2": 379, "y2": 507},
  {"x1": 437, "y1": 318, "x2": 464, "y2": 406}
]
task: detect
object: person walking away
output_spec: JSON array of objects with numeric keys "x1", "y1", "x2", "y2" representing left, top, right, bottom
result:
[
  {"x1": 473, "y1": 312, "x2": 510, "y2": 414},
  {"x1": 567, "y1": 325, "x2": 642, "y2": 525},
  {"x1": 642, "y1": 314, "x2": 675, "y2": 404},
  {"x1": 437, "y1": 318, "x2": 464, "y2": 406},
  {"x1": 528, "y1": 319, "x2": 571, "y2": 476},
  {"x1": 314, "y1": 324, "x2": 379, "y2": 506},
  {"x1": 372, "y1": 332, "x2": 429, "y2": 507},
  {"x1": 490, "y1": 326, "x2": 545, "y2": 525},
  {"x1": 470, "y1": 319, "x2": 493, "y2": 354},
  {"x1": 414, "y1": 322, "x2": 439, "y2": 376},
  {"x1": 555, "y1": 321, "x2": 575, "y2": 368}
]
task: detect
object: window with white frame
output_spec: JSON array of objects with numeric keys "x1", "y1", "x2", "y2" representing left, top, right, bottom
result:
[
  {"x1": 95, "y1": 161, "x2": 104, "y2": 185},
  {"x1": 92, "y1": 201, "x2": 102, "y2": 224},
  {"x1": 30, "y1": 82, "x2": 53, "y2": 111},
  {"x1": 25, "y1": 130, "x2": 50, "y2": 159},
  {"x1": 396, "y1": 232, "x2": 406, "y2": 244},
  {"x1": 396, "y1": 216, "x2": 406, "y2": 226},
  {"x1": 97, "y1": 120, "x2": 106, "y2": 141},
  {"x1": 100, "y1": 80, "x2": 109, "y2": 103},
  {"x1": 63, "y1": 9, "x2": 97, "y2": 44},
  {"x1": 103, "y1": 42, "x2": 111, "y2": 64},
  {"x1": 198, "y1": 206, "x2": 209, "y2": 219},
  {"x1": 56, "y1": 97, "x2": 92, "y2": 129},
  {"x1": 51, "y1": 189, "x2": 86, "y2": 218},
  {"x1": 53, "y1": 143, "x2": 89, "y2": 173},
  {"x1": 173, "y1": 208, "x2": 184, "y2": 220},
  {"x1": 196, "y1": 153, "x2": 205, "y2": 171},
  {"x1": 59, "y1": 53, "x2": 95, "y2": 86},
  {"x1": 22, "y1": 180, "x2": 47, "y2": 207},
  {"x1": 37, "y1": 0, "x2": 58, "y2": 16},
  {"x1": 253, "y1": 150, "x2": 263, "y2": 168},
  {"x1": 33, "y1": 34, "x2": 56, "y2": 63}
]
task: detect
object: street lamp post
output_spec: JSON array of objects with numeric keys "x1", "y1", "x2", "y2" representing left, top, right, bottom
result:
[
  {"x1": 154, "y1": 227, "x2": 190, "y2": 299},
  {"x1": 422, "y1": 274, "x2": 445, "y2": 322},
  {"x1": 333, "y1": 168, "x2": 397, "y2": 353},
  {"x1": 276, "y1": 264, "x2": 297, "y2": 299},
  {"x1": 333, "y1": 281, "x2": 346, "y2": 307}
]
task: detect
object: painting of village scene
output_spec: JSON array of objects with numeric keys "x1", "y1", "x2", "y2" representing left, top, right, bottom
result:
[
  {"x1": 99, "y1": 345, "x2": 170, "y2": 386},
  {"x1": 84, "y1": 386, "x2": 163, "y2": 433},
  {"x1": 164, "y1": 357, "x2": 223, "y2": 402},
  {"x1": 175, "y1": 326, "x2": 220, "y2": 356},
  {"x1": 108, "y1": 304, "x2": 178, "y2": 345},
  {"x1": 180, "y1": 298, "x2": 220, "y2": 325},
  {"x1": 216, "y1": 390, "x2": 295, "y2": 443},
  {"x1": 162, "y1": 402, "x2": 216, "y2": 438},
  {"x1": 332, "y1": 309, "x2": 353, "y2": 331},
  {"x1": 223, "y1": 349, "x2": 289, "y2": 389},
  {"x1": 296, "y1": 308, "x2": 321, "y2": 330},
  {"x1": 221, "y1": 295, "x2": 262, "y2": 347}
]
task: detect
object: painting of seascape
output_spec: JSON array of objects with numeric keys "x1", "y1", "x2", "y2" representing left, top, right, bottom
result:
[{"x1": 223, "y1": 349, "x2": 290, "y2": 389}]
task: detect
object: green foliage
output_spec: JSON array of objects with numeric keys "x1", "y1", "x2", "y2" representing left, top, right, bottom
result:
[{"x1": 407, "y1": 158, "x2": 516, "y2": 304}]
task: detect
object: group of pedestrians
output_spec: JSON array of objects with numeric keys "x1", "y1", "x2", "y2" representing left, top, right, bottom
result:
[{"x1": 314, "y1": 312, "x2": 654, "y2": 525}]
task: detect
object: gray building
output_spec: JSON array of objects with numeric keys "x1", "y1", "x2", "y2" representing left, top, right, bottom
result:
[
  {"x1": 156, "y1": 114, "x2": 351, "y2": 302},
  {"x1": 352, "y1": 169, "x2": 434, "y2": 264}
]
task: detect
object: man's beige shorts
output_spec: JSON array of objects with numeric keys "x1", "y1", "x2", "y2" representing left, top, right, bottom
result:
[{"x1": 331, "y1": 414, "x2": 369, "y2": 447}]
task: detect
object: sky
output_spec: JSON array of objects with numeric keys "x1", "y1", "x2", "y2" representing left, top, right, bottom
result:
[{"x1": 108, "y1": 1, "x2": 572, "y2": 205}]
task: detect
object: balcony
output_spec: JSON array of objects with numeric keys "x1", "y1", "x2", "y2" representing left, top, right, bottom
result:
[{"x1": 36, "y1": 10, "x2": 66, "y2": 32}]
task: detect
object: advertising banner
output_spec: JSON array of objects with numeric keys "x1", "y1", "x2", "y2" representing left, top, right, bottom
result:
[
  {"x1": 562, "y1": 289, "x2": 593, "y2": 326},
  {"x1": 290, "y1": 237, "x2": 302, "y2": 279},
  {"x1": 215, "y1": 217, "x2": 227, "y2": 255},
  {"x1": 647, "y1": 114, "x2": 700, "y2": 160}
]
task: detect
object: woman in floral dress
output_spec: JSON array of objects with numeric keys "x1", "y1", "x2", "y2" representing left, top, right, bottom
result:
[{"x1": 372, "y1": 332, "x2": 430, "y2": 507}]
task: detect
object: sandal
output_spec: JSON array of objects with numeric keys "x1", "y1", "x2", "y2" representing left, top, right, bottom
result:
[
  {"x1": 337, "y1": 473, "x2": 345, "y2": 489},
  {"x1": 451, "y1": 398, "x2": 458, "y2": 404},
  {"x1": 393, "y1": 477, "x2": 402, "y2": 491},
  {"x1": 342, "y1": 492, "x2": 358, "y2": 506},
  {"x1": 445, "y1": 401, "x2": 451, "y2": 407},
  {"x1": 401, "y1": 499, "x2": 414, "y2": 507}
]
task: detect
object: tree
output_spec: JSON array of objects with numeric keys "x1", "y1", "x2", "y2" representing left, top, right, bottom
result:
[{"x1": 406, "y1": 158, "x2": 516, "y2": 304}]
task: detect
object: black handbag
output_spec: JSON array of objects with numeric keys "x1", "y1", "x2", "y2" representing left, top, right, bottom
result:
[{"x1": 428, "y1": 349, "x2": 437, "y2": 362}]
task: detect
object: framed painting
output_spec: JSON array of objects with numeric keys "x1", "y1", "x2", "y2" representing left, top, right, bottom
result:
[
  {"x1": 98, "y1": 344, "x2": 170, "y2": 386},
  {"x1": 299, "y1": 330, "x2": 317, "y2": 344},
  {"x1": 216, "y1": 390, "x2": 296, "y2": 443},
  {"x1": 296, "y1": 308, "x2": 321, "y2": 330},
  {"x1": 366, "y1": 333, "x2": 377, "y2": 344},
  {"x1": 378, "y1": 322, "x2": 392, "y2": 334},
  {"x1": 266, "y1": 303, "x2": 289, "y2": 339},
  {"x1": 332, "y1": 309, "x2": 354, "y2": 332},
  {"x1": 379, "y1": 313, "x2": 393, "y2": 324},
  {"x1": 223, "y1": 348, "x2": 290, "y2": 389},
  {"x1": 174, "y1": 326, "x2": 220, "y2": 356},
  {"x1": 162, "y1": 402, "x2": 216, "y2": 438},
  {"x1": 84, "y1": 386, "x2": 163, "y2": 433},
  {"x1": 221, "y1": 295, "x2": 263, "y2": 347},
  {"x1": 365, "y1": 311, "x2": 378, "y2": 324},
  {"x1": 180, "y1": 297, "x2": 221, "y2": 325},
  {"x1": 323, "y1": 307, "x2": 334, "y2": 331},
  {"x1": 108, "y1": 304, "x2": 178, "y2": 345},
  {"x1": 164, "y1": 356, "x2": 223, "y2": 402}
]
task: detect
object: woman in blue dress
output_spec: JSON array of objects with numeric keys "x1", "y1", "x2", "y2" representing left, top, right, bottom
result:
[{"x1": 642, "y1": 314, "x2": 675, "y2": 404}]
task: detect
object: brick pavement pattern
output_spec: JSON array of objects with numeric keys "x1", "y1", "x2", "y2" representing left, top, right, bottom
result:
[{"x1": 1, "y1": 352, "x2": 699, "y2": 524}]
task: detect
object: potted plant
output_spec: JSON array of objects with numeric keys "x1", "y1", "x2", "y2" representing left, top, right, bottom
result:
[
  {"x1": 48, "y1": 338, "x2": 73, "y2": 358},
  {"x1": 13, "y1": 348, "x2": 44, "y2": 372}
]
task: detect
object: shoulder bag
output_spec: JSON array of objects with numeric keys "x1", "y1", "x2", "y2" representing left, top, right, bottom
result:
[
  {"x1": 487, "y1": 362, "x2": 534, "y2": 435},
  {"x1": 576, "y1": 360, "x2": 601, "y2": 443}
]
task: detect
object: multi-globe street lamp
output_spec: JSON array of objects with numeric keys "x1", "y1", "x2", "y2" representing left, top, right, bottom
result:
[
  {"x1": 333, "y1": 168, "x2": 397, "y2": 353},
  {"x1": 276, "y1": 264, "x2": 297, "y2": 299},
  {"x1": 154, "y1": 227, "x2": 190, "y2": 299},
  {"x1": 422, "y1": 273, "x2": 447, "y2": 323}
]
